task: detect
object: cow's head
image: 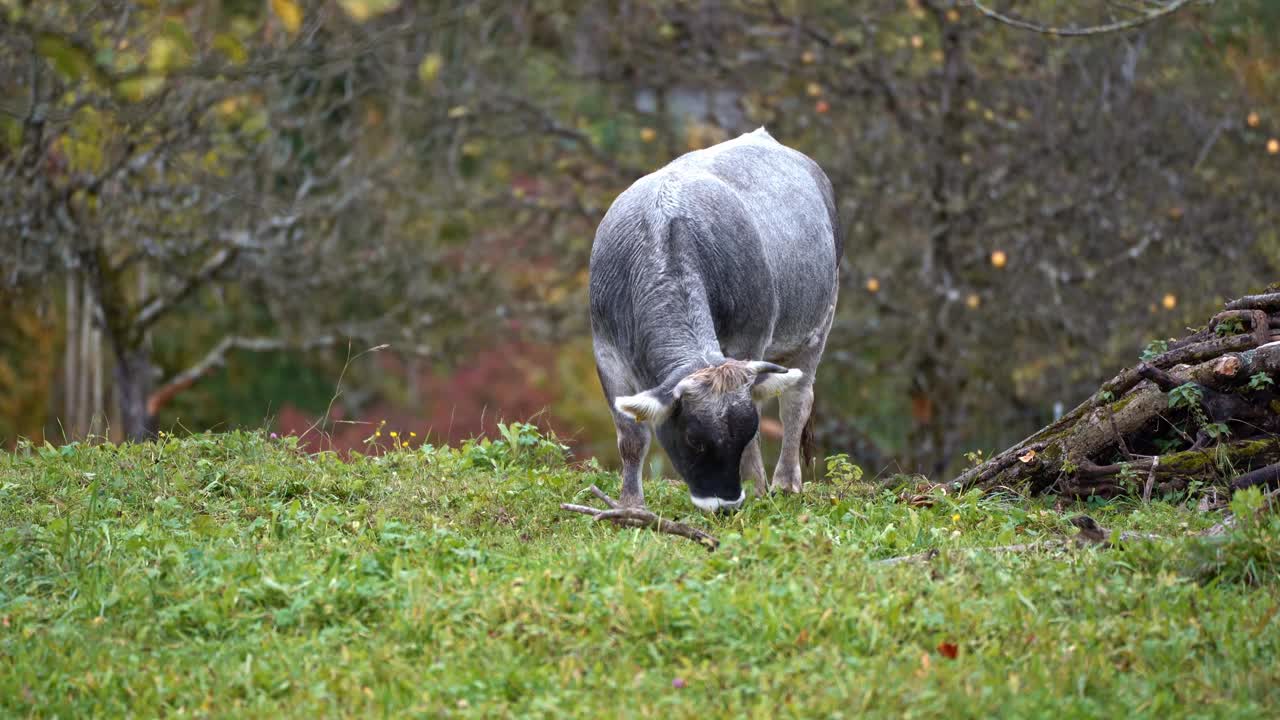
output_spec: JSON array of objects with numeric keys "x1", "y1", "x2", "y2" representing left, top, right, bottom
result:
[{"x1": 613, "y1": 360, "x2": 804, "y2": 512}]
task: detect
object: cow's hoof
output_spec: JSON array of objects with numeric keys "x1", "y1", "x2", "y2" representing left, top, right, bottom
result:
[
  {"x1": 770, "y1": 479, "x2": 803, "y2": 495},
  {"x1": 618, "y1": 494, "x2": 646, "y2": 509}
]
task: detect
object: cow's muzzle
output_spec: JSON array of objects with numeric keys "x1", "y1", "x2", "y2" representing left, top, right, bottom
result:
[{"x1": 689, "y1": 489, "x2": 746, "y2": 513}]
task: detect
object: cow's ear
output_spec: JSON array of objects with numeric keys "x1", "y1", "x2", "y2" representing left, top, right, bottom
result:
[
  {"x1": 614, "y1": 390, "x2": 676, "y2": 424},
  {"x1": 751, "y1": 366, "x2": 804, "y2": 401}
]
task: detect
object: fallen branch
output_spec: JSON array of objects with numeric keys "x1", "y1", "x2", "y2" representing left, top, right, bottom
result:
[
  {"x1": 878, "y1": 516, "x2": 1162, "y2": 566},
  {"x1": 878, "y1": 542, "x2": 1058, "y2": 566},
  {"x1": 560, "y1": 485, "x2": 720, "y2": 551},
  {"x1": 1231, "y1": 462, "x2": 1280, "y2": 491}
]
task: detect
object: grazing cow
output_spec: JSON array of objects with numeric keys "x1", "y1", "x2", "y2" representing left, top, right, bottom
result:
[{"x1": 589, "y1": 127, "x2": 841, "y2": 512}]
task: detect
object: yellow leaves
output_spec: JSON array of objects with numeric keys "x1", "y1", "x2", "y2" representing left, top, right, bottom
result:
[
  {"x1": 151, "y1": 20, "x2": 195, "y2": 72},
  {"x1": 1018, "y1": 449, "x2": 1037, "y2": 463},
  {"x1": 865, "y1": 277, "x2": 880, "y2": 293},
  {"x1": 35, "y1": 33, "x2": 103, "y2": 84},
  {"x1": 200, "y1": 149, "x2": 228, "y2": 177},
  {"x1": 990, "y1": 249, "x2": 1007, "y2": 268},
  {"x1": 116, "y1": 76, "x2": 165, "y2": 102},
  {"x1": 271, "y1": 0, "x2": 303, "y2": 35},
  {"x1": 447, "y1": 106, "x2": 468, "y2": 119},
  {"x1": 418, "y1": 53, "x2": 443, "y2": 85},
  {"x1": 684, "y1": 121, "x2": 726, "y2": 150},
  {"x1": 915, "y1": 651, "x2": 931, "y2": 677},
  {"x1": 147, "y1": 36, "x2": 181, "y2": 72},
  {"x1": 1268, "y1": 138, "x2": 1279, "y2": 155},
  {"x1": 1247, "y1": 111, "x2": 1261, "y2": 128},
  {"x1": 337, "y1": 0, "x2": 401, "y2": 22},
  {"x1": 639, "y1": 127, "x2": 657, "y2": 143},
  {"x1": 217, "y1": 95, "x2": 246, "y2": 118},
  {"x1": 544, "y1": 284, "x2": 568, "y2": 304},
  {"x1": 910, "y1": 35, "x2": 924, "y2": 49},
  {"x1": 213, "y1": 33, "x2": 248, "y2": 65},
  {"x1": 964, "y1": 293, "x2": 981, "y2": 309},
  {"x1": 1162, "y1": 293, "x2": 1178, "y2": 310},
  {"x1": 806, "y1": 82, "x2": 823, "y2": 97},
  {"x1": 0, "y1": 115, "x2": 19, "y2": 147}
]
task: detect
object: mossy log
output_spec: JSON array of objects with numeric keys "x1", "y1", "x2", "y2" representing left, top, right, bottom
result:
[{"x1": 949, "y1": 292, "x2": 1280, "y2": 499}]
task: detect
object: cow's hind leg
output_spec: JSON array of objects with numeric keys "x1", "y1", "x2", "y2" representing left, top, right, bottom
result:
[
  {"x1": 741, "y1": 402, "x2": 768, "y2": 497},
  {"x1": 771, "y1": 383, "x2": 814, "y2": 494},
  {"x1": 770, "y1": 304, "x2": 834, "y2": 494}
]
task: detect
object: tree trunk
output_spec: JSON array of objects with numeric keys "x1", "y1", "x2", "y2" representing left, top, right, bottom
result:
[
  {"x1": 64, "y1": 274, "x2": 78, "y2": 434},
  {"x1": 112, "y1": 344, "x2": 155, "y2": 441}
]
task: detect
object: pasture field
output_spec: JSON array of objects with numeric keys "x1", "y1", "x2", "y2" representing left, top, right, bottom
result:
[{"x1": 3, "y1": 428, "x2": 1280, "y2": 718}]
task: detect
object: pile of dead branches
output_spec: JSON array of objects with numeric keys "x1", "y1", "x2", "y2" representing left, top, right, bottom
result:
[{"x1": 950, "y1": 290, "x2": 1280, "y2": 500}]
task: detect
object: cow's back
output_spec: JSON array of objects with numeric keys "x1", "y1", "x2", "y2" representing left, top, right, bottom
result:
[
  {"x1": 672, "y1": 130, "x2": 840, "y2": 356},
  {"x1": 590, "y1": 129, "x2": 840, "y2": 382}
]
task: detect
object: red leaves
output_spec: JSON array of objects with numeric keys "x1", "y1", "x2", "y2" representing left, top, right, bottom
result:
[{"x1": 919, "y1": 641, "x2": 961, "y2": 675}]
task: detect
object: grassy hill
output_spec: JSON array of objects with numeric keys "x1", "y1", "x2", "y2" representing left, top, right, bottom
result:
[{"x1": 2, "y1": 428, "x2": 1279, "y2": 718}]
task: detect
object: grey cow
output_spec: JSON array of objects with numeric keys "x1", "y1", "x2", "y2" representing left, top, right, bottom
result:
[{"x1": 589, "y1": 127, "x2": 841, "y2": 512}]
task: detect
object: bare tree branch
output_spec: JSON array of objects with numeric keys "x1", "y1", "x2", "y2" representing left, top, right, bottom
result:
[
  {"x1": 971, "y1": 0, "x2": 1201, "y2": 36},
  {"x1": 133, "y1": 247, "x2": 239, "y2": 334}
]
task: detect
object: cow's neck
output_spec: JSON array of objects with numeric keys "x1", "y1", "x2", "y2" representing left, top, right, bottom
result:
[{"x1": 636, "y1": 276, "x2": 724, "y2": 387}]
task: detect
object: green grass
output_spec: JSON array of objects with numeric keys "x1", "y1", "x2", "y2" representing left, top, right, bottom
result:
[{"x1": 3, "y1": 429, "x2": 1280, "y2": 718}]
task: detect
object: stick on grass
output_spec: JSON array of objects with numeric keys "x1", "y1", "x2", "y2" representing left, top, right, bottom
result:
[{"x1": 561, "y1": 485, "x2": 720, "y2": 551}]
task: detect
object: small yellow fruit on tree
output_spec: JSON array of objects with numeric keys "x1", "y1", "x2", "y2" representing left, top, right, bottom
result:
[{"x1": 418, "y1": 53, "x2": 443, "y2": 84}]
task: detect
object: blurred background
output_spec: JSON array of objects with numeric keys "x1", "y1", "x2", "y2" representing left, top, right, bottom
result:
[{"x1": 2, "y1": 0, "x2": 1279, "y2": 478}]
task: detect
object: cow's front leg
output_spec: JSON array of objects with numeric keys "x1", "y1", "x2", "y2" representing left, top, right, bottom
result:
[
  {"x1": 741, "y1": 430, "x2": 767, "y2": 497},
  {"x1": 615, "y1": 417, "x2": 650, "y2": 507},
  {"x1": 771, "y1": 383, "x2": 813, "y2": 494}
]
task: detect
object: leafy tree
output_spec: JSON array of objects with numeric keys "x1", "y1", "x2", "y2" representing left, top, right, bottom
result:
[{"x1": 0, "y1": 0, "x2": 489, "y2": 439}]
